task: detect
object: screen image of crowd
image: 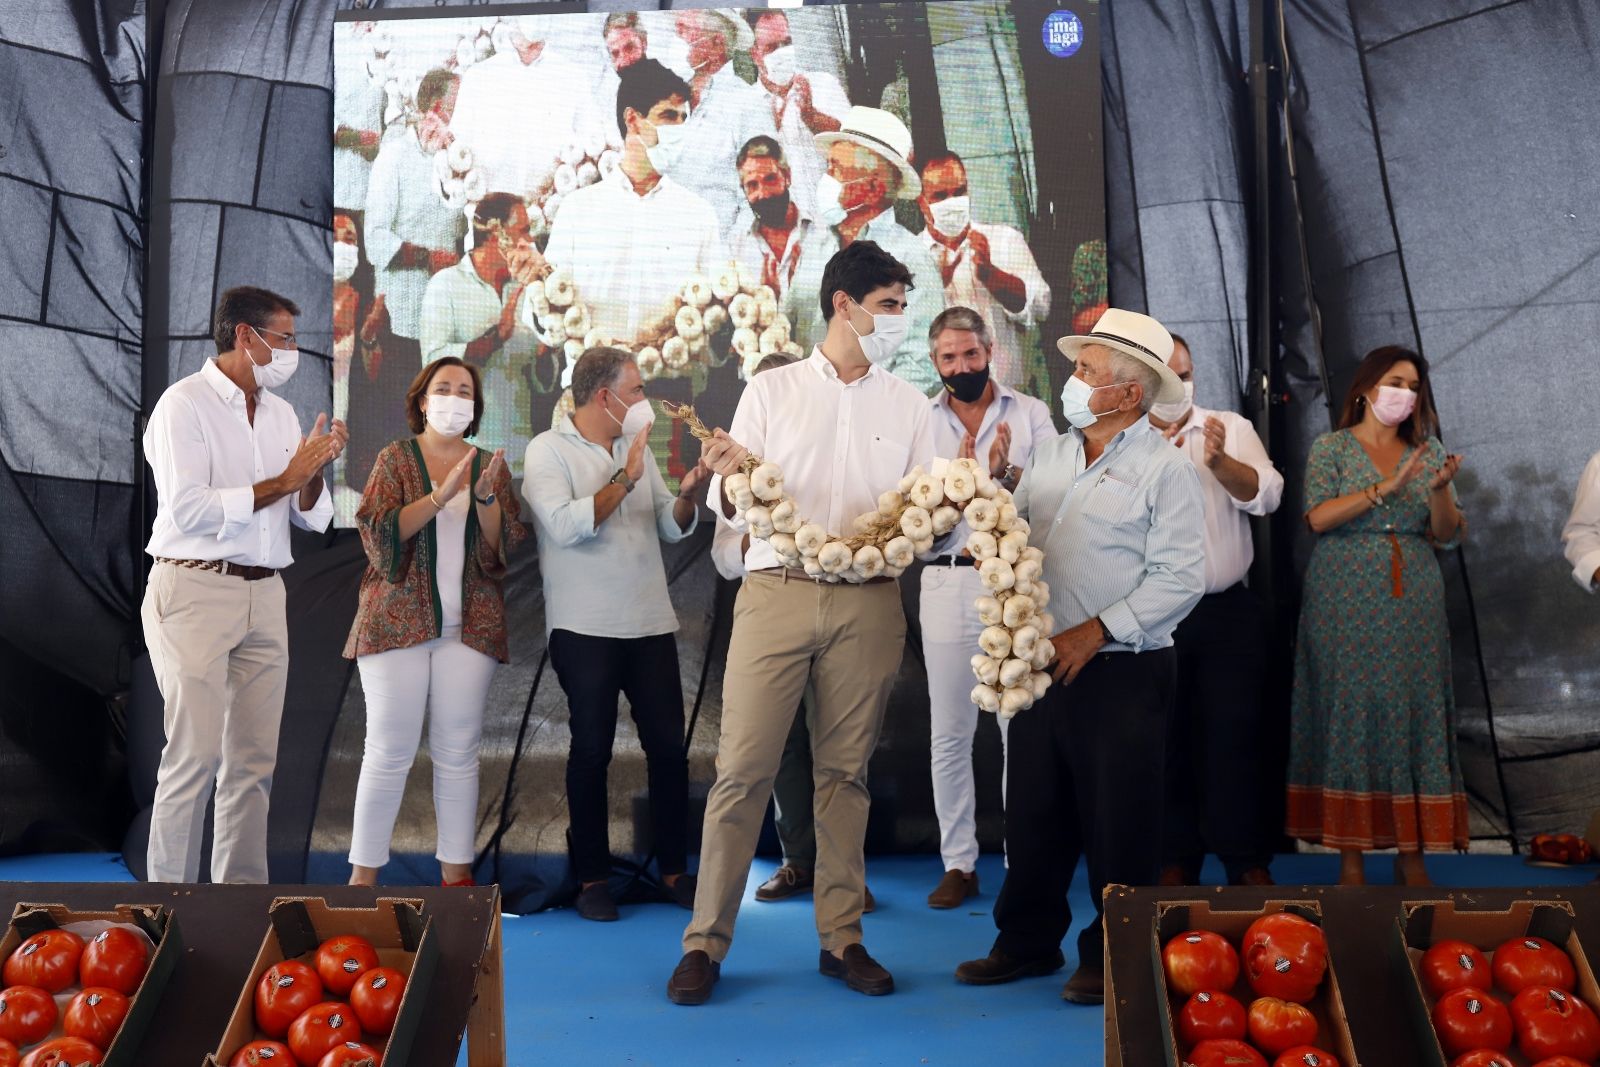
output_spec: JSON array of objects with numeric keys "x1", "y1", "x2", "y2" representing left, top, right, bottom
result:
[{"x1": 331, "y1": 4, "x2": 1101, "y2": 525}]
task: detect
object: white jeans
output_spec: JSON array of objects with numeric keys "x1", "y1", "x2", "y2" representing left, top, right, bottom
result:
[
  {"x1": 349, "y1": 634, "x2": 498, "y2": 868},
  {"x1": 921, "y1": 563, "x2": 1009, "y2": 874}
]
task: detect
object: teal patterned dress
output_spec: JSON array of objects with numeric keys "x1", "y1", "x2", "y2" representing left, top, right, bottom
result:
[{"x1": 1287, "y1": 430, "x2": 1469, "y2": 851}]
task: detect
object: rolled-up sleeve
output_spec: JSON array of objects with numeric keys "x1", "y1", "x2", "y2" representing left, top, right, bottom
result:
[
  {"x1": 1565, "y1": 453, "x2": 1600, "y2": 592},
  {"x1": 521, "y1": 436, "x2": 595, "y2": 548},
  {"x1": 1227, "y1": 416, "x2": 1285, "y2": 517},
  {"x1": 651, "y1": 453, "x2": 697, "y2": 543},
  {"x1": 144, "y1": 395, "x2": 255, "y2": 540},
  {"x1": 291, "y1": 477, "x2": 335, "y2": 532},
  {"x1": 991, "y1": 225, "x2": 1051, "y2": 328},
  {"x1": 1098, "y1": 462, "x2": 1206, "y2": 651}
]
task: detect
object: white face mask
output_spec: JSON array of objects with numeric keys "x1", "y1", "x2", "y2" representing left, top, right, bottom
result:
[
  {"x1": 425, "y1": 393, "x2": 474, "y2": 437},
  {"x1": 606, "y1": 393, "x2": 654, "y2": 438},
  {"x1": 844, "y1": 299, "x2": 908, "y2": 367},
  {"x1": 1059, "y1": 374, "x2": 1127, "y2": 430},
  {"x1": 763, "y1": 44, "x2": 798, "y2": 88},
  {"x1": 1148, "y1": 380, "x2": 1195, "y2": 424},
  {"x1": 643, "y1": 118, "x2": 689, "y2": 175},
  {"x1": 928, "y1": 194, "x2": 971, "y2": 238},
  {"x1": 249, "y1": 327, "x2": 299, "y2": 389},
  {"x1": 333, "y1": 242, "x2": 359, "y2": 284},
  {"x1": 815, "y1": 174, "x2": 847, "y2": 227}
]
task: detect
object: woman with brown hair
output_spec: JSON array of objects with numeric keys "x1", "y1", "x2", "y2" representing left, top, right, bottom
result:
[
  {"x1": 343, "y1": 356, "x2": 526, "y2": 887},
  {"x1": 1288, "y1": 345, "x2": 1466, "y2": 886}
]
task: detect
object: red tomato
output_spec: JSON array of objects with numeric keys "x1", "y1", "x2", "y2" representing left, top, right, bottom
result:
[
  {"x1": 62, "y1": 989, "x2": 129, "y2": 1049},
  {"x1": 1432, "y1": 988, "x2": 1513, "y2": 1057},
  {"x1": 1164, "y1": 931, "x2": 1241, "y2": 998},
  {"x1": 0, "y1": 985, "x2": 59, "y2": 1046},
  {"x1": 287, "y1": 1002, "x2": 363, "y2": 1067},
  {"x1": 1493, "y1": 937, "x2": 1577, "y2": 995},
  {"x1": 1509, "y1": 986, "x2": 1600, "y2": 1061},
  {"x1": 1273, "y1": 1049, "x2": 1341, "y2": 1067},
  {"x1": 1449, "y1": 1052, "x2": 1514, "y2": 1067},
  {"x1": 1243, "y1": 913, "x2": 1328, "y2": 1003},
  {"x1": 18, "y1": 1038, "x2": 104, "y2": 1067},
  {"x1": 1178, "y1": 990, "x2": 1247, "y2": 1045},
  {"x1": 254, "y1": 960, "x2": 324, "y2": 1038},
  {"x1": 1421, "y1": 940, "x2": 1492, "y2": 997},
  {"x1": 229, "y1": 1040, "x2": 294, "y2": 1065},
  {"x1": 315, "y1": 936, "x2": 380, "y2": 998},
  {"x1": 348, "y1": 966, "x2": 406, "y2": 1036},
  {"x1": 317, "y1": 1043, "x2": 382, "y2": 1067},
  {"x1": 4, "y1": 930, "x2": 86, "y2": 993},
  {"x1": 0, "y1": 1038, "x2": 18, "y2": 1067},
  {"x1": 1247, "y1": 997, "x2": 1319, "y2": 1056},
  {"x1": 79, "y1": 928, "x2": 150, "y2": 996},
  {"x1": 1184, "y1": 1039, "x2": 1269, "y2": 1067}
]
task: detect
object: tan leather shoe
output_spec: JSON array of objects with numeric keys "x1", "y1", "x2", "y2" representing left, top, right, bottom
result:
[{"x1": 927, "y1": 869, "x2": 978, "y2": 909}]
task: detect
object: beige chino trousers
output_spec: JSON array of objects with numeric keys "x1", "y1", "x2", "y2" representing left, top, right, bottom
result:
[{"x1": 683, "y1": 570, "x2": 906, "y2": 961}]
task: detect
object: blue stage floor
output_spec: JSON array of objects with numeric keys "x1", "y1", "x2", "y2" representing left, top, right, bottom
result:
[{"x1": 1, "y1": 851, "x2": 1592, "y2": 1065}]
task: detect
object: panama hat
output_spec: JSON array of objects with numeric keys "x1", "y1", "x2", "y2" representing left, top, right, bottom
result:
[
  {"x1": 815, "y1": 106, "x2": 921, "y2": 200},
  {"x1": 1055, "y1": 308, "x2": 1186, "y2": 404},
  {"x1": 703, "y1": 9, "x2": 756, "y2": 55}
]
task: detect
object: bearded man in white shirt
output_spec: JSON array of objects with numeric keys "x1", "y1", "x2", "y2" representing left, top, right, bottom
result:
[
  {"x1": 746, "y1": 8, "x2": 849, "y2": 220},
  {"x1": 1146, "y1": 333, "x2": 1285, "y2": 888},
  {"x1": 141, "y1": 287, "x2": 347, "y2": 884},
  {"x1": 668, "y1": 240, "x2": 934, "y2": 1006},
  {"x1": 1565, "y1": 450, "x2": 1600, "y2": 593}
]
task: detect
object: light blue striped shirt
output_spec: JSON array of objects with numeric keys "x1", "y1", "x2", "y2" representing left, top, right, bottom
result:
[{"x1": 1014, "y1": 417, "x2": 1206, "y2": 652}]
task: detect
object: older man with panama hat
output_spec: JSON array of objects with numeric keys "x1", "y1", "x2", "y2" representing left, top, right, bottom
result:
[
  {"x1": 954, "y1": 308, "x2": 1206, "y2": 1006},
  {"x1": 781, "y1": 105, "x2": 944, "y2": 395}
]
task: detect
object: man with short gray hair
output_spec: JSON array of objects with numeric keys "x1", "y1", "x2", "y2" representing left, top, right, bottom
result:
[{"x1": 521, "y1": 347, "x2": 712, "y2": 921}]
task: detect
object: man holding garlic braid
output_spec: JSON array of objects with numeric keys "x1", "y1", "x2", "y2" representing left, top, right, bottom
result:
[{"x1": 955, "y1": 309, "x2": 1204, "y2": 1006}]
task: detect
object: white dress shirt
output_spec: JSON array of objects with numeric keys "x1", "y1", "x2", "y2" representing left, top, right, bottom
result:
[
  {"x1": 144, "y1": 359, "x2": 333, "y2": 570},
  {"x1": 364, "y1": 129, "x2": 467, "y2": 340},
  {"x1": 930, "y1": 381, "x2": 1058, "y2": 546},
  {"x1": 334, "y1": 74, "x2": 385, "y2": 213},
  {"x1": 728, "y1": 204, "x2": 818, "y2": 303},
  {"x1": 1167, "y1": 404, "x2": 1285, "y2": 593},
  {"x1": 672, "y1": 64, "x2": 778, "y2": 238},
  {"x1": 764, "y1": 70, "x2": 850, "y2": 219},
  {"x1": 712, "y1": 348, "x2": 935, "y2": 573},
  {"x1": 711, "y1": 517, "x2": 748, "y2": 582},
  {"x1": 920, "y1": 221, "x2": 1051, "y2": 390},
  {"x1": 450, "y1": 50, "x2": 586, "y2": 198},
  {"x1": 1564, "y1": 450, "x2": 1600, "y2": 592},
  {"x1": 543, "y1": 167, "x2": 726, "y2": 344}
]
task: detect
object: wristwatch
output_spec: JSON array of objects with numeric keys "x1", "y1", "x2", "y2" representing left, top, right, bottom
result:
[
  {"x1": 609, "y1": 468, "x2": 636, "y2": 493},
  {"x1": 473, "y1": 491, "x2": 496, "y2": 506},
  {"x1": 1096, "y1": 617, "x2": 1115, "y2": 644},
  {"x1": 1000, "y1": 463, "x2": 1022, "y2": 485}
]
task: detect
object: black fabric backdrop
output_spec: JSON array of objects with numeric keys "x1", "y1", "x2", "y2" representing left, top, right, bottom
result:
[{"x1": 2, "y1": 0, "x2": 1595, "y2": 908}]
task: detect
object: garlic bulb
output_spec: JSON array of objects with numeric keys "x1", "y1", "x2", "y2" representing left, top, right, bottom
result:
[
  {"x1": 818, "y1": 541, "x2": 853, "y2": 575},
  {"x1": 803, "y1": 557, "x2": 825, "y2": 579},
  {"x1": 1011, "y1": 624, "x2": 1040, "y2": 660},
  {"x1": 675, "y1": 304, "x2": 705, "y2": 341},
  {"x1": 702, "y1": 303, "x2": 730, "y2": 337},
  {"x1": 899, "y1": 506, "x2": 932, "y2": 541},
  {"x1": 979, "y1": 557, "x2": 1015, "y2": 592},
  {"x1": 908, "y1": 475, "x2": 945, "y2": 510},
  {"x1": 976, "y1": 596, "x2": 1003, "y2": 626},
  {"x1": 770, "y1": 498, "x2": 801, "y2": 534},
  {"x1": 562, "y1": 338, "x2": 584, "y2": 365},
  {"x1": 756, "y1": 292, "x2": 779, "y2": 329},
  {"x1": 681, "y1": 275, "x2": 713, "y2": 309},
  {"x1": 597, "y1": 150, "x2": 620, "y2": 179},
  {"x1": 999, "y1": 657, "x2": 1032, "y2": 690},
  {"x1": 636, "y1": 346, "x2": 663, "y2": 381},
  {"x1": 662, "y1": 336, "x2": 690, "y2": 370},
  {"x1": 559, "y1": 140, "x2": 585, "y2": 167},
  {"x1": 1036, "y1": 611, "x2": 1056, "y2": 636},
  {"x1": 878, "y1": 489, "x2": 904, "y2": 516},
  {"x1": 528, "y1": 281, "x2": 551, "y2": 319},
  {"x1": 1009, "y1": 518, "x2": 1031, "y2": 538},
  {"x1": 970, "y1": 654, "x2": 1000, "y2": 687},
  {"x1": 574, "y1": 161, "x2": 599, "y2": 188},
  {"x1": 441, "y1": 178, "x2": 468, "y2": 211},
  {"x1": 971, "y1": 684, "x2": 1001, "y2": 714},
  {"x1": 736, "y1": 261, "x2": 761, "y2": 295},
  {"x1": 1020, "y1": 546, "x2": 1045, "y2": 566},
  {"x1": 851, "y1": 511, "x2": 879, "y2": 534},
  {"x1": 711, "y1": 264, "x2": 741, "y2": 302},
  {"x1": 582, "y1": 329, "x2": 613, "y2": 352},
  {"x1": 1029, "y1": 671, "x2": 1051, "y2": 700},
  {"x1": 562, "y1": 304, "x2": 590, "y2": 340},
  {"x1": 1003, "y1": 594, "x2": 1037, "y2": 629},
  {"x1": 727, "y1": 477, "x2": 756, "y2": 513},
  {"x1": 883, "y1": 535, "x2": 916, "y2": 569},
  {"x1": 758, "y1": 325, "x2": 786, "y2": 355},
  {"x1": 965, "y1": 497, "x2": 1000, "y2": 532},
  {"x1": 769, "y1": 532, "x2": 799, "y2": 562},
  {"x1": 731, "y1": 327, "x2": 760, "y2": 362},
  {"x1": 975, "y1": 470, "x2": 1000, "y2": 499},
  {"x1": 729, "y1": 293, "x2": 758, "y2": 330},
  {"x1": 1013, "y1": 558, "x2": 1043, "y2": 586},
  {"x1": 745, "y1": 505, "x2": 775, "y2": 538},
  {"x1": 913, "y1": 535, "x2": 936, "y2": 558},
  {"x1": 1031, "y1": 639, "x2": 1055, "y2": 670},
  {"x1": 463, "y1": 168, "x2": 488, "y2": 202},
  {"x1": 1032, "y1": 582, "x2": 1051, "y2": 609},
  {"x1": 979, "y1": 625, "x2": 1013, "y2": 660},
  {"x1": 999, "y1": 530, "x2": 1030, "y2": 564},
  {"x1": 996, "y1": 502, "x2": 1020, "y2": 532},
  {"x1": 750, "y1": 462, "x2": 785, "y2": 501},
  {"x1": 852, "y1": 545, "x2": 886, "y2": 580},
  {"x1": 943, "y1": 468, "x2": 976, "y2": 503},
  {"x1": 553, "y1": 162, "x2": 578, "y2": 195},
  {"x1": 538, "y1": 316, "x2": 568, "y2": 345},
  {"x1": 897, "y1": 471, "x2": 919, "y2": 496},
  {"x1": 999, "y1": 687, "x2": 1031, "y2": 719},
  {"x1": 932, "y1": 505, "x2": 962, "y2": 536},
  {"x1": 795, "y1": 523, "x2": 826, "y2": 557},
  {"x1": 447, "y1": 140, "x2": 474, "y2": 173},
  {"x1": 883, "y1": 563, "x2": 906, "y2": 579},
  {"x1": 966, "y1": 530, "x2": 999, "y2": 561}
]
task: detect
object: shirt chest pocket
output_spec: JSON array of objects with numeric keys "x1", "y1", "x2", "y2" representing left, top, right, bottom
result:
[
  {"x1": 866, "y1": 435, "x2": 910, "y2": 489},
  {"x1": 1080, "y1": 476, "x2": 1143, "y2": 526}
]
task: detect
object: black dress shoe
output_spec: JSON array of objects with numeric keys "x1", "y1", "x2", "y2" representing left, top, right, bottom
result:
[
  {"x1": 575, "y1": 882, "x2": 618, "y2": 922},
  {"x1": 1060, "y1": 964, "x2": 1104, "y2": 1005},
  {"x1": 667, "y1": 950, "x2": 720, "y2": 1005},
  {"x1": 954, "y1": 947, "x2": 1066, "y2": 985},
  {"x1": 666, "y1": 873, "x2": 697, "y2": 909},
  {"x1": 754, "y1": 865, "x2": 813, "y2": 902},
  {"x1": 819, "y1": 943, "x2": 894, "y2": 996}
]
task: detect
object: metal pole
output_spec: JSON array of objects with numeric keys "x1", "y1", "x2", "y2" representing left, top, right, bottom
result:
[{"x1": 1246, "y1": 0, "x2": 1277, "y2": 610}]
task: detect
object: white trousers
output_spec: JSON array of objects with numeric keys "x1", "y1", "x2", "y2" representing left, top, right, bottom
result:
[
  {"x1": 921, "y1": 563, "x2": 1010, "y2": 874},
  {"x1": 142, "y1": 562, "x2": 288, "y2": 884},
  {"x1": 349, "y1": 634, "x2": 498, "y2": 868}
]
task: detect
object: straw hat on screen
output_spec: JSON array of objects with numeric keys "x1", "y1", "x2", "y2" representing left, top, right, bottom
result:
[
  {"x1": 815, "y1": 106, "x2": 921, "y2": 200},
  {"x1": 1055, "y1": 308, "x2": 1186, "y2": 404}
]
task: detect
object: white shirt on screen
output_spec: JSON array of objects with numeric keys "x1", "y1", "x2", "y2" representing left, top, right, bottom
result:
[
  {"x1": 929, "y1": 381, "x2": 1058, "y2": 547},
  {"x1": 1563, "y1": 450, "x2": 1600, "y2": 592},
  {"x1": 1166, "y1": 404, "x2": 1285, "y2": 593},
  {"x1": 450, "y1": 50, "x2": 587, "y2": 198},
  {"x1": 365, "y1": 129, "x2": 468, "y2": 340},
  {"x1": 672, "y1": 64, "x2": 778, "y2": 238},
  {"x1": 144, "y1": 359, "x2": 333, "y2": 570},
  {"x1": 711, "y1": 347, "x2": 935, "y2": 573},
  {"x1": 728, "y1": 204, "x2": 819, "y2": 301},
  {"x1": 920, "y1": 221, "x2": 1051, "y2": 390},
  {"x1": 334, "y1": 75, "x2": 385, "y2": 212},
  {"x1": 543, "y1": 167, "x2": 725, "y2": 344},
  {"x1": 765, "y1": 70, "x2": 851, "y2": 219}
]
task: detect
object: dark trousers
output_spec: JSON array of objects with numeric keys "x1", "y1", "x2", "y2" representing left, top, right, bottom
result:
[
  {"x1": 993, "y1": 648, "x2": 1174, "y2": 967},
  {"x1": 1162, "y1": 584, "x2": 1272, "y2": 881},
  {"x1": 548, "y1": 629, "x2": 689, "y2": 883}
]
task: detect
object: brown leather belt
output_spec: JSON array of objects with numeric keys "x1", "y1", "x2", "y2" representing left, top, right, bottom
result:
[
  {"x1": 155, "y1": 557, "x2": 278, "y2": 582},
  {"x1": 749, "y1": 567, "x2": 897, "y2": 586}
]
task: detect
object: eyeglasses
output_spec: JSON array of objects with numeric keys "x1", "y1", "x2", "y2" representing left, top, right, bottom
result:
[{"x1": 256, "y1": 326, "x2": 298, "y2": 347}]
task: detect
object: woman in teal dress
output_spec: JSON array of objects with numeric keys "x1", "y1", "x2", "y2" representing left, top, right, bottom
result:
[{"x1": 1289, "y1": 346, "x2": 1467, "y2": 886}]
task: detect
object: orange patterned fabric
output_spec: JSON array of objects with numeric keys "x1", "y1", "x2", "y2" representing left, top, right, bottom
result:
[{"x1": 1287, "y1": 785, "x2": 1469, "y2": 852}]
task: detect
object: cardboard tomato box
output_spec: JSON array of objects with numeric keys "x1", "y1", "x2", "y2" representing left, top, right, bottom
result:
[
  {"x1": 206, "y1": 897, "x2": 438, "y2": 1067},
  {"x1": 1, "y1": 901, "x2": 182, "y2": 1067},
  {"x1": 1152, "y1": 899, "x2": 1361, "y2": 1067},
  {"x1": 1394, "y1": 898, "x2": 1600, "y2": 1067}
]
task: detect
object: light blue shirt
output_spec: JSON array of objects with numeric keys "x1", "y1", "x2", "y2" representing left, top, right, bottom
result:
[
  {"x1": 520, "y1": 416, "x2": 697, "y2": 639},
  {"x1": 1014, "y1": 417, "x2": 1205, "y2": 652}
]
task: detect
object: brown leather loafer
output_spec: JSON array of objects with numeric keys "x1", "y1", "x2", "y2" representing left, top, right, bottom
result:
[
  {"x1": 819, "y1": 943, "x2": 894, "y2": 996},
  {"x1": 666, "y1": 950, "x2": 720, "y2": 1005},
  {"x1": 954, "y1": 947, "x2": 1065, "y2": 985},
  {"x1": 928, "y1": 869, "x2": 979, "y2": 909},
  {"x1": 754, "y1": 865, "x2": 813, "y2": 902},
  {"x1": 1061, "y1": 964, "x2": 1104, "y2": 1004}
]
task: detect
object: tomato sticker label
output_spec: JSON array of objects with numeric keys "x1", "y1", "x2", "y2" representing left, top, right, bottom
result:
[
  {"x1": 344, "y1": 957, "x2": 362, "y2": 973},
  {"x1": 372, "y1": 976, "x2": 388, "y2": 989},
  {"x1": 277, "y1": 975, "x2": 295, "y2": 988}
]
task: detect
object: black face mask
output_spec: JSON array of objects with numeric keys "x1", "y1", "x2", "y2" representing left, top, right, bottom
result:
[
  {"x1": 750, "y1": 191, "x2": 791, "y2": 228},
  {"x1": 940, "y1": 364, "x2": 991, "y2": 403}
]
